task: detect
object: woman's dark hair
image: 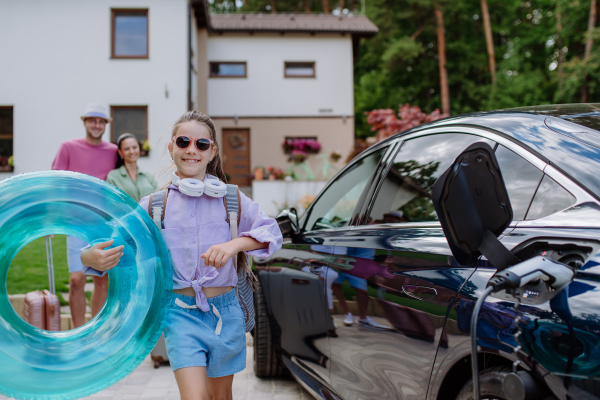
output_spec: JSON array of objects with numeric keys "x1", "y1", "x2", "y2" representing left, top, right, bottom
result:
[
  {"x1": 170, "y1": 111, "x2": 227, "y2": 184},
  {"x1": 115, "y1": 133, "x2": 140, "y2": 169}
]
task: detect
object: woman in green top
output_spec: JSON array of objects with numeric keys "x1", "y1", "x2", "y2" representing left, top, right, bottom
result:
[{"x1": 106, "y1": 133, "x2": 158, "y2": 202}]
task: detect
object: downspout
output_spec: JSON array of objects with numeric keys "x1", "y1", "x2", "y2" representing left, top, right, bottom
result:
[{"x1": 187, "y1": 0, "x2": 192, "y2": 111}]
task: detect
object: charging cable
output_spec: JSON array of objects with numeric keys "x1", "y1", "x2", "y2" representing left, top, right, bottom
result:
[{"x1": 470, "y1": 256, "x2": 574, "y2": 400}]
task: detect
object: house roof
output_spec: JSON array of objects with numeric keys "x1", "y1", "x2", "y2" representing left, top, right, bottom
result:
[
  {"x1": 209, "y1": 13, "x2": 378, "y2": 37},
  {"x1": 191, "y1": 0, "x2": 378, "y2": 37}
]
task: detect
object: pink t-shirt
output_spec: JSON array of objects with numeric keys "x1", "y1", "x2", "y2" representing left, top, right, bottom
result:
[{"x1": 51, "y1": 138, "x2": 118, "y2": 180}]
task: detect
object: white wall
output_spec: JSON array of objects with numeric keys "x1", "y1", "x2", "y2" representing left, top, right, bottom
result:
[
  {"x1": 0, "y1": 0, "x2": 189, "y2": 179},
  {"x1": 206, "y1": 33, "x2": 354, "y2": 117}
]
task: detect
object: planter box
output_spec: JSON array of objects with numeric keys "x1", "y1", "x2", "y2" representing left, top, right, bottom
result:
[
  {"x1": 252, "y1": 180, "x2": 328, "y2": 217},
  {"x1": 0, "y1": 165, "x2": 14, "y2": 172}
]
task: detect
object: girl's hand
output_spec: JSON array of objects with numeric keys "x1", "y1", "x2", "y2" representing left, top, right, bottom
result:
[
  {"x1": 201, "y1": 242, "x2": 239, "y2": 269},
  {"x1": 80, "y1": 240, "x2": 124, "y2": 272}
]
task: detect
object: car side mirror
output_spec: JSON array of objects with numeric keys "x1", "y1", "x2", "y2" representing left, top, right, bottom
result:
[
  {"x1": 432, "y1": 142, "x2": 514, "y2": 267},
  {"x1": 276, "y1": 208, "x2": 300, "y2": 237}
]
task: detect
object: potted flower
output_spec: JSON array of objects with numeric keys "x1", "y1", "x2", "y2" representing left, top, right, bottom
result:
[
  {"x1": 253, "y1": 166, "x2": 266, "y2": 181},
  {"x1": 282, "y1": 137, "x2": 321, "y2": 155},
  {"x1": 289, "y1": 150, "x2": 307, "y2": 164},
  {"x1": 0, "y1": 155, "x2": 13, "y2": 172},
  {"x1": 140, "y1": 140, "x2": 151, "y2": 157}
]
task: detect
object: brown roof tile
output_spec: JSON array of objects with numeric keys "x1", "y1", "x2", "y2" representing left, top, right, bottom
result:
[{"x1": 209, "y1": 13, "x2": 378, "y2": 37}]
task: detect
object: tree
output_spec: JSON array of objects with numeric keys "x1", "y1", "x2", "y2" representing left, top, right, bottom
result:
[
  {"x1": 582, "y1": 0, "x2": 598, "y2": 102},
  {"x1": 365, "y1": 104, "x2": 449, "y2": 141},
  {"x1": 481, "y1": 0, "x2": 496, "y2": 84},
  {"x1": 435, "y1": 5, "x2": 450, "y2": 114},
  {"x1": 323, "y1": 0, "x2": 330, "y2": 13}
]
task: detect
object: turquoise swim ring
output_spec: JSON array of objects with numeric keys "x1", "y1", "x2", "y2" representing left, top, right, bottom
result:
[{"x1": 0, "y1": 171, "x2": 172, "y2": 400}]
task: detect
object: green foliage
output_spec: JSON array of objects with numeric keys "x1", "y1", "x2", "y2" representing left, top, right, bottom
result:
[
  {"x1": 212, "y1": 0, "x2": 600, "y2": 137},
  {"x1": 7, "y1": 236, "x2": 71, "y2": 301},
  {"x1": 355, "y1": 0, "x2": 600, "y2": 137}
]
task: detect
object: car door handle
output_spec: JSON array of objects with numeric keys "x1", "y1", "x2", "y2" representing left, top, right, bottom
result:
[
  {"x1": 402, "y1": 285, "x2": 437, "y2": 301},
  {"x1": 307, "y1": 265, "x2": 324, "y2": 275}
]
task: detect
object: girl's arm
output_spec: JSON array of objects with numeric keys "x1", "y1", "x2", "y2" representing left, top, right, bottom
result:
[
  {"x1": 201, "y1": 237, "x2": 266, "y2": 268},
  {"x1": 80, "y1": 240, "x2": 124, "y2": 272},
  {"x1": 202, "y1": 191, "x2": 282, "y2": 268}
]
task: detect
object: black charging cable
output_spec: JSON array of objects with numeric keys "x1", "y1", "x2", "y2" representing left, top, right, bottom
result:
[{"x1": 471, "y1": 286, "x2": 494, "y2": 400}]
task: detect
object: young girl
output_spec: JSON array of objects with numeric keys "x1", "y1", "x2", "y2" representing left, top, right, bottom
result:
[{"x1": 81, "y1": 111, "x2": 283, "y2": 400}]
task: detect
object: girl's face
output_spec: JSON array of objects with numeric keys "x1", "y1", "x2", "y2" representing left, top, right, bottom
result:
[
  {"x1": 168, "y1": 121, "x2": 216, "y2": 180},
  {"x1": 118, "y1": 138, "x2": 140, "y2": 165}
]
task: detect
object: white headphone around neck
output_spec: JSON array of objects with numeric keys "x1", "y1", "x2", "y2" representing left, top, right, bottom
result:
[{"x1": 172, "y1": 173, "x2": 227, "y2": 198}]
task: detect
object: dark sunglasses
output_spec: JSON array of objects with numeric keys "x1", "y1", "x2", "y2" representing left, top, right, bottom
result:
[{"x1": 174, "y1": 136, "x2": 214, "y2": 152}]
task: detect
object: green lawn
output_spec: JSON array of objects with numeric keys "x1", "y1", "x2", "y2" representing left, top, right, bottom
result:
[{"x1": 6, "y1": 235, "x2": 85, "y2": 305}]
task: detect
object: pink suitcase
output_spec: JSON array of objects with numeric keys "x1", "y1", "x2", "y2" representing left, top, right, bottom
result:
[
  {"x1": 23, "y1": 290, "x2": 61, "y2": 331},
  {"x1": 23, "y1": 237, "x2": 61, "y2": 331}
]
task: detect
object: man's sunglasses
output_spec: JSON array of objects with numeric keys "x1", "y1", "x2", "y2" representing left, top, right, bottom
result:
[{"x1": 174, "y1": 136, "x2": 214, "y2": 152}]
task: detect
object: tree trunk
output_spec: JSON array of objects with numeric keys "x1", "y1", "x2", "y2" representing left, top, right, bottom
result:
[
  {"x1": 323, "y1": 0, "x2": 330, "y2": 13},
  {"x1": 340, "y1": 0, "x2": 345, "y2": 11},
  {"x1": 435, "y1": 6, "x2": 450, "y2": 115},
  {"x1": 305, "y1": 0, "x2": 311, "y2": 13},
  {"x1": 481, "y1": 0, "x2": 496, "y2": 84},
  {"x1": 271, "y1": 0, "x2": 277, "y2": 13},
  {"x1": 582, "y1": 0, "x2": 597, "y2": 102},
  {"x1": 556, "y1": 2, "x2": 564, "y2": 86},
  {"x1": 350, "y1": 0, "x2": 355, "y2": 12}
]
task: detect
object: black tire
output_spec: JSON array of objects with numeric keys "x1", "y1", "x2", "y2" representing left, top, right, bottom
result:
[
  {"x1": 456, "y1": 366, "x2": 512, "y2": 400},
  {"x1": 253, "y1": 279, "x2": 287, "y2": 378}
]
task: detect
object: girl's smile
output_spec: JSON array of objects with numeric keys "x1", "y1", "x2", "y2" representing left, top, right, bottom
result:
[{"x1": 168, "y1": 121, "x2": 217, "y2": 180}]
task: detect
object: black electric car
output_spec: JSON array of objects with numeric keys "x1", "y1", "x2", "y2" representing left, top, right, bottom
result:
[{"x1": 252, "y1": 104, "x2": 600, "y2": 400}]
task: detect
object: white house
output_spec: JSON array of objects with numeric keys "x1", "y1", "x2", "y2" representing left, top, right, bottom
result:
[{"x1": 0, "y1": 0, "x2": 377, "y2": 188}]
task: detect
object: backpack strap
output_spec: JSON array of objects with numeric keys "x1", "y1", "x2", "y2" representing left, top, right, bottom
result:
[
  {"x1": 223, "y1": 184, "x2": 241, "y2": 225},
  {"x1": 224, "y1": 184, "x2": 241, "y2": 269},
  {"x1": 148, "y1": 189, "x2": 169, "y2": 229}
]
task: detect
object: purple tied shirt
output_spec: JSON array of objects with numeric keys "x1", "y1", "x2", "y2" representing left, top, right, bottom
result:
[{"x1": 138, "y1": 179, "x2": 282, "y2": 312}]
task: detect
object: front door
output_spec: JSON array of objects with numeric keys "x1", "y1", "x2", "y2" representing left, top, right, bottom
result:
[{"x1": 222, "y1": 129, "x2": 250, "y2": 186}]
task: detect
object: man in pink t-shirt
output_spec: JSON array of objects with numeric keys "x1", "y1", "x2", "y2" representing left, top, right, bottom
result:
[{"x1": 52, "y1": 104, "x2": 118, "y2": 328}]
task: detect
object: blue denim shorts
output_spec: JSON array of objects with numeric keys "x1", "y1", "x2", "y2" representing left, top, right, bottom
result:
[
  {"x1": 164, "y1": 289, "x2": 246, "y2": 377},
  {"x1": 334, "y1": 271, "x2": 368, "y2": 291},
  {"x1": 66, "y1": 236, "x2": 89, "y2": 273}
]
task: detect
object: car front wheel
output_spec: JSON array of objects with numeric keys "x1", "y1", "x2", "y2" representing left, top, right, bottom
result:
[
  {"x1": 253, "y1": 279, "x2": 287, "y2": 378},
  {"x1": 456, "y1": 366, "x2": 512, "y2": 400}
]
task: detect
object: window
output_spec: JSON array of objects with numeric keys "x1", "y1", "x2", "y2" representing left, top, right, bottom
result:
[
  {"x1": 111, "y1": 106, "x2": 148, "y2": 147},
  {"x1": 209, "y1": 62, "x2": 247, "y2": 78},
  {"x1": 305, "y1": 149, "x2": 385, "y2": 232},
  {"x1": 0, "y1": 107, "x2": 13, "y2": 172},
  {"x1": 369, "y1": 134, "x2": 494, "y2": 224},
  {"x1": 494, "y1": 145, "x2": 543, "y2": 220},
  {"x1": 526, "y1": 175, "x2": 576, "y2": 220},
  {"x1": 111, "y1": 9, "x2": 148, "y2": 58},
  {"x1": 284, "y1": 62, "x2": 315, "y2": 78}
]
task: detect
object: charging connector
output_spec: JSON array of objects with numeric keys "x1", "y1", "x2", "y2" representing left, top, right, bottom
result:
[{"x1": 471, "y1": 256, "x2": 575, "y2": 400}]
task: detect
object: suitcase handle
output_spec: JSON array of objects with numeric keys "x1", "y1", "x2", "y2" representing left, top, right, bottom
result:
[{"x1": 45, "y1": 236, "x2": 55, "y2": 295}]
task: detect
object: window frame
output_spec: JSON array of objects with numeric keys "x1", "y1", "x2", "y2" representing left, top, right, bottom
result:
[
  {"x1": 111, "y1": 8, "x2": 149, "y2": 59},
  {"x1": 299, "y1": 144, "x2": 392, "y2": 233},
  {"x1": 0, "y1": 106, "x2": 14, "y2": 172},
  {"x1": 110, "y1": 105, "x2": 149, "y2": 145},
  {"x1": 209, "y1": 62, "x2": 247, "y2": 78},
  {"x1": 284, "y1": 61, "x2": 316, "y2": 78}
]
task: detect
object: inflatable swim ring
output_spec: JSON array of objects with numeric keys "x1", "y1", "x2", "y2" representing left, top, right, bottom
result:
[{"x1": 0, "y1": 171, "x2": 172, "y2": 400}]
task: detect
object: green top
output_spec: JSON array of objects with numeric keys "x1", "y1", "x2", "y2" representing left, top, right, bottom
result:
[{"x1": 106, "y1": 166, "x2": 158, "y2": 202}]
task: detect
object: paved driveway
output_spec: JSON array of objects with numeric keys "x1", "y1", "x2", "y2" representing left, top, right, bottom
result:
[{"x1": 0, "y1": 334, "x2": 310, "y2": 400}]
